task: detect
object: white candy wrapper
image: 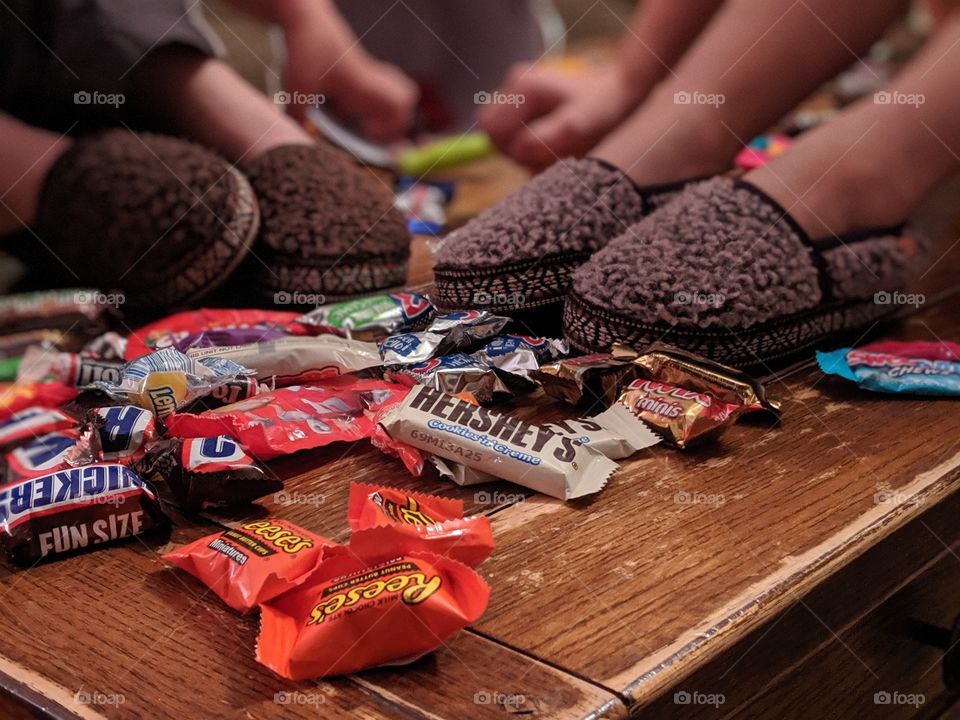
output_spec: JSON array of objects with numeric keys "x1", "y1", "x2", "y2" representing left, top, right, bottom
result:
[
  {"x1": 380, "y1": 385, "x2": 625, "y2": 500},
  {"x1": 187, "y1": 336, "x2": 381, "y2": 386}
]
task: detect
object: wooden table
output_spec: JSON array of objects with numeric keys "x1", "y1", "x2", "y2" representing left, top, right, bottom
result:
[{"x1": 2, "y1": 158, "x2": 960, "y2": 720}]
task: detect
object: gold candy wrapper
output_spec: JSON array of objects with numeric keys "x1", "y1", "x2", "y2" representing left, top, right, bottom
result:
[{"x1": 533, "y1": 352, "x2": 638, "y2": 407}]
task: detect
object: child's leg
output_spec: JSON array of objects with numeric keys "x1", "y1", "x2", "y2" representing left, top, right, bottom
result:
[
  {"x1": 746, "y1": 8, "x2": 960, "y2": 237},
  {"x1": 130, "y1": 46, "x2": 313, "y2": 163},
  {"x1": 593, "y1": 0, "x2": 911, "y2": 185},
  {"x1": 0, "y1": 114, "x2": 72, "y2": 235}
]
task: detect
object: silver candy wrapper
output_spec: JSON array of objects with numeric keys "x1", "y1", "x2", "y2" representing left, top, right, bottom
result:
[{"x1": 385, "y1": 353, "x2": 511, "y2": 405}]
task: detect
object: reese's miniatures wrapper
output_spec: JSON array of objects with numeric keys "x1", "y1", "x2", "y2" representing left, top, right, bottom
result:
[
  {"x1": 0, "y1": 463, "x2": 167, "y2": 564},
  {"x1": 186, "y1": 335, "x2": 382, "y2": 387},
  {"x1": 18, "y1": 346, "x2": 123, "y2": 387},
  {"x1": 135, "y1": 435, "x2": 280, "y2": 510},
  {"x1": 347, "y1": 483, "x2": 494, "y2": 567},
  {"x1": 256, "y1": 545, "x2": 490, "y2": 679},
  {"x1": 384, "y1": 354, "x2": 510, "y2": 405},
  {"x1": 163, "y1": 520, "x2": 338, "y2": 613},
  {"x1": 380, "y1": 385, "x2": 624, "y2": 500},
  {"x1": 296, "y1": 292, "x2": 434, "y2": 340}
]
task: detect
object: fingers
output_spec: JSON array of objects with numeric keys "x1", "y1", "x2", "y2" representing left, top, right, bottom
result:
[{"x1": 479, "y1": 63, "x2": 560, "y2": 153}]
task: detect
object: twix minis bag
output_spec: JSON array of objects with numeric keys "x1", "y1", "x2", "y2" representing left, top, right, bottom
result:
[
  {"x1": 347, "y1": 483, "x2": 494, "y2": 567},
  {"x1": 162, "y1": 519, "x2": 337, "y2": 613},
  {"x1": 256, "y1": 545, "x2": 489, "y2": 679}
]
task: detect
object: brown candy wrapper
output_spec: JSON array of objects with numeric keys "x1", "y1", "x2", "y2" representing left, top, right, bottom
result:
[{"x1": 533, "y1": 351, "x2": 638, "y2": 407}]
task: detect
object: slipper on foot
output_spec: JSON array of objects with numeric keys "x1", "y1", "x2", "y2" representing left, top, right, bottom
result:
[
  {"x1": 240, "y1": 143, "x2": 411, "y2": 303},
  {"x1": 564, "y1": 177, "x2": 925, "y2": 366},
  {"x1": 433, "y1": 158, "x2": 688, "y2": 316},
  {"x1": 32, "y1": 129, "x2": 259, "y2": 309}
]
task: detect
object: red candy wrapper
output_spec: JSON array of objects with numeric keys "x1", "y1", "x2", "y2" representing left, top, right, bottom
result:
[
  {"x1": 166, "y1": 379, "x2": 417, "y2": 463},
  {"x1": 0, "y1": 381, "x2": 77, "y2": 421},
  {"x1": 126, "y1": 309, "x2": 307, "y2": 360},
  {"x1": 0, "y1": 406, "x2": 76, "y2": 449},
  {"x1": 256, "y1": 545, "x2": 489, "y2": 679},
  {"x1": 162, "y1": 519, "x2": 337, "y2": 613},
  {"x1": 347, "y1": 483, "x2": 493, "y2": 567}
]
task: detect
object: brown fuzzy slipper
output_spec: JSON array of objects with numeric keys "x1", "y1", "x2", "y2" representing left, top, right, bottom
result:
[
  {"x1": 565, "y1": 177, "x2": 926, "y2": 366},
  {"x1": 433, "y1": 158, "x2": 690, "y2": 315},
  {"x1": 31, "y1": 129, "x2": 258, "y2": 309},
  {"x1": 238, "y1": 143, "x2": 411, "y2": 302}
]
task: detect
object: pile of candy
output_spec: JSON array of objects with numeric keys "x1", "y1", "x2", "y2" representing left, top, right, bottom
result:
[{"x1": 0, "y1": 287, "x2": 782, "y2": 678}]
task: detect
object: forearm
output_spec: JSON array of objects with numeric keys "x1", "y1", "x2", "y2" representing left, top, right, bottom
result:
[
  {"x1": 617, "y1": 0, "x2": 726, "y2": 91},
  {"x1": 221, "y1": 0, "x2": 359, "y2": 52}
]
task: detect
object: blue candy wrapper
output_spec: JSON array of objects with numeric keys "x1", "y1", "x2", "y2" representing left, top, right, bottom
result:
[{"x1": 817, "y1": 344, "x2": 960, "y2": 395}]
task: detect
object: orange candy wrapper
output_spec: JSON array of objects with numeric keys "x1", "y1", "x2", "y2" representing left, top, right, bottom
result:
[
  {"x1": 347, "y1": 483, "x2": 494, "y2": 567},
  {"x1": 256, "y1": 545, "x2": 490, "y2": 679},
  {"x1": 162, "y1": 519, "x2": 337, "y2": 613}
]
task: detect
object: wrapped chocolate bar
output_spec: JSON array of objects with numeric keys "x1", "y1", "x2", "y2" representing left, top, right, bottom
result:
[
  {"x1": 380, "y1": 385, "x2": 625, "y2": 500},
  {"x1": 0, "y1": 381, "x2": 77, "y2": 421},
  {"x1": 163, "y1": 519, "x2": 336, "y2": 612},
  {"x1": 426, "y1": 311, "x2": 509, "y2": 352},
  {"x1": 126, "y1": 308, "x2": 306, "y2": 360},
  {"x1": 296, "y1": 292, "x2": 434, "y2": 340},
  {"x1": 379, "y1": 332, "x2": 446, "y2": 365},
  {"x1": 187, "y1": 336, "x2": 381, "y2": 387},
  {"x1": 0, "y1": 330, "x2": 69, "y2": 359},
  {"x1": 18, "y1": 346, "x2": 124, "y2": 386},
  {"x1": 0, "y1": 463, "x2": 167, "y2": 564},
  {"x1": 3, "y1": 430, "x2": 80, "y2": 483},
  {"x1": 0, "y1": 406, "x2": 76, "y2": 449},
  {"x1": 136, "y1": 435, "x2": 280, "y2": 509},
  {"x1": 384, "y1": 354, "x2": 510, "y2": 405},
  {"x1": 817, "y1": 341, "x2": 960, "y2": 395},
  {"x1": 473, "y1": 334, "x2": 568, "y2": 383},
  {"x1": 94, "y1": 348, "x2": 253, "y2": 419},
  {"x1": 0, "y1": 288, "x2": 113, "y2": 335},
  {"x1": 632, "y1": 343, "x2": 781, "y2": 414},
  {"x1": 533, "y1": 350, "x2": 639, "y2": 407}
]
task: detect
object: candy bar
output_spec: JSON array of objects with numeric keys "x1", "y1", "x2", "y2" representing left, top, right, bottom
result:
[
  {"x1": 0, "y1": 463, "x2": 166, "y2": 564},
  {"x1": 385, "y1": 354, "x2": 510, "y2": 405},
  {"x1": 533, "y1": 351, "x2": 638, "y2": 407},
  {"x1": 163, "y1": 519, "x2": 336, "y2": 613},
  {"x1": 18, "y1": 346, "x2": 123, "y2": 386},
  {"x1": 256, "y1": 545, "x2": 489, "y2": 679},
  {"x1": 0, "y1": 406, "x2": 76, "y2": 448},
  {"x1": 380, "y1": 385, "x2": 621, "y2": 500},
  {"x1": 817, "y1": 340, "x2": 960, "y2": 395},
  {"x1": 347, "y1": 483, "x2": 494, "y2": 567},
  {"x1": 136, "y1": 435, "x2": 280, "y2": 509},
  {"x1": 166, "y1": 379, "x2": 411, "y2": 461},
  {"x1": 473, "y1": 334, "x2": 568, "y2": 379},
  {"x1": 186, "y1": 336, "x2": 381, "y2": 387},
  {"x1": 0, "y1": 381, "x2": 77, "y2": 421},
  {"x1": 296, "y1": 292, "x2": 434, "y2": 339},
  {"x1": 0, "y1": 288, "x2": 112, "y2": 335}
]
